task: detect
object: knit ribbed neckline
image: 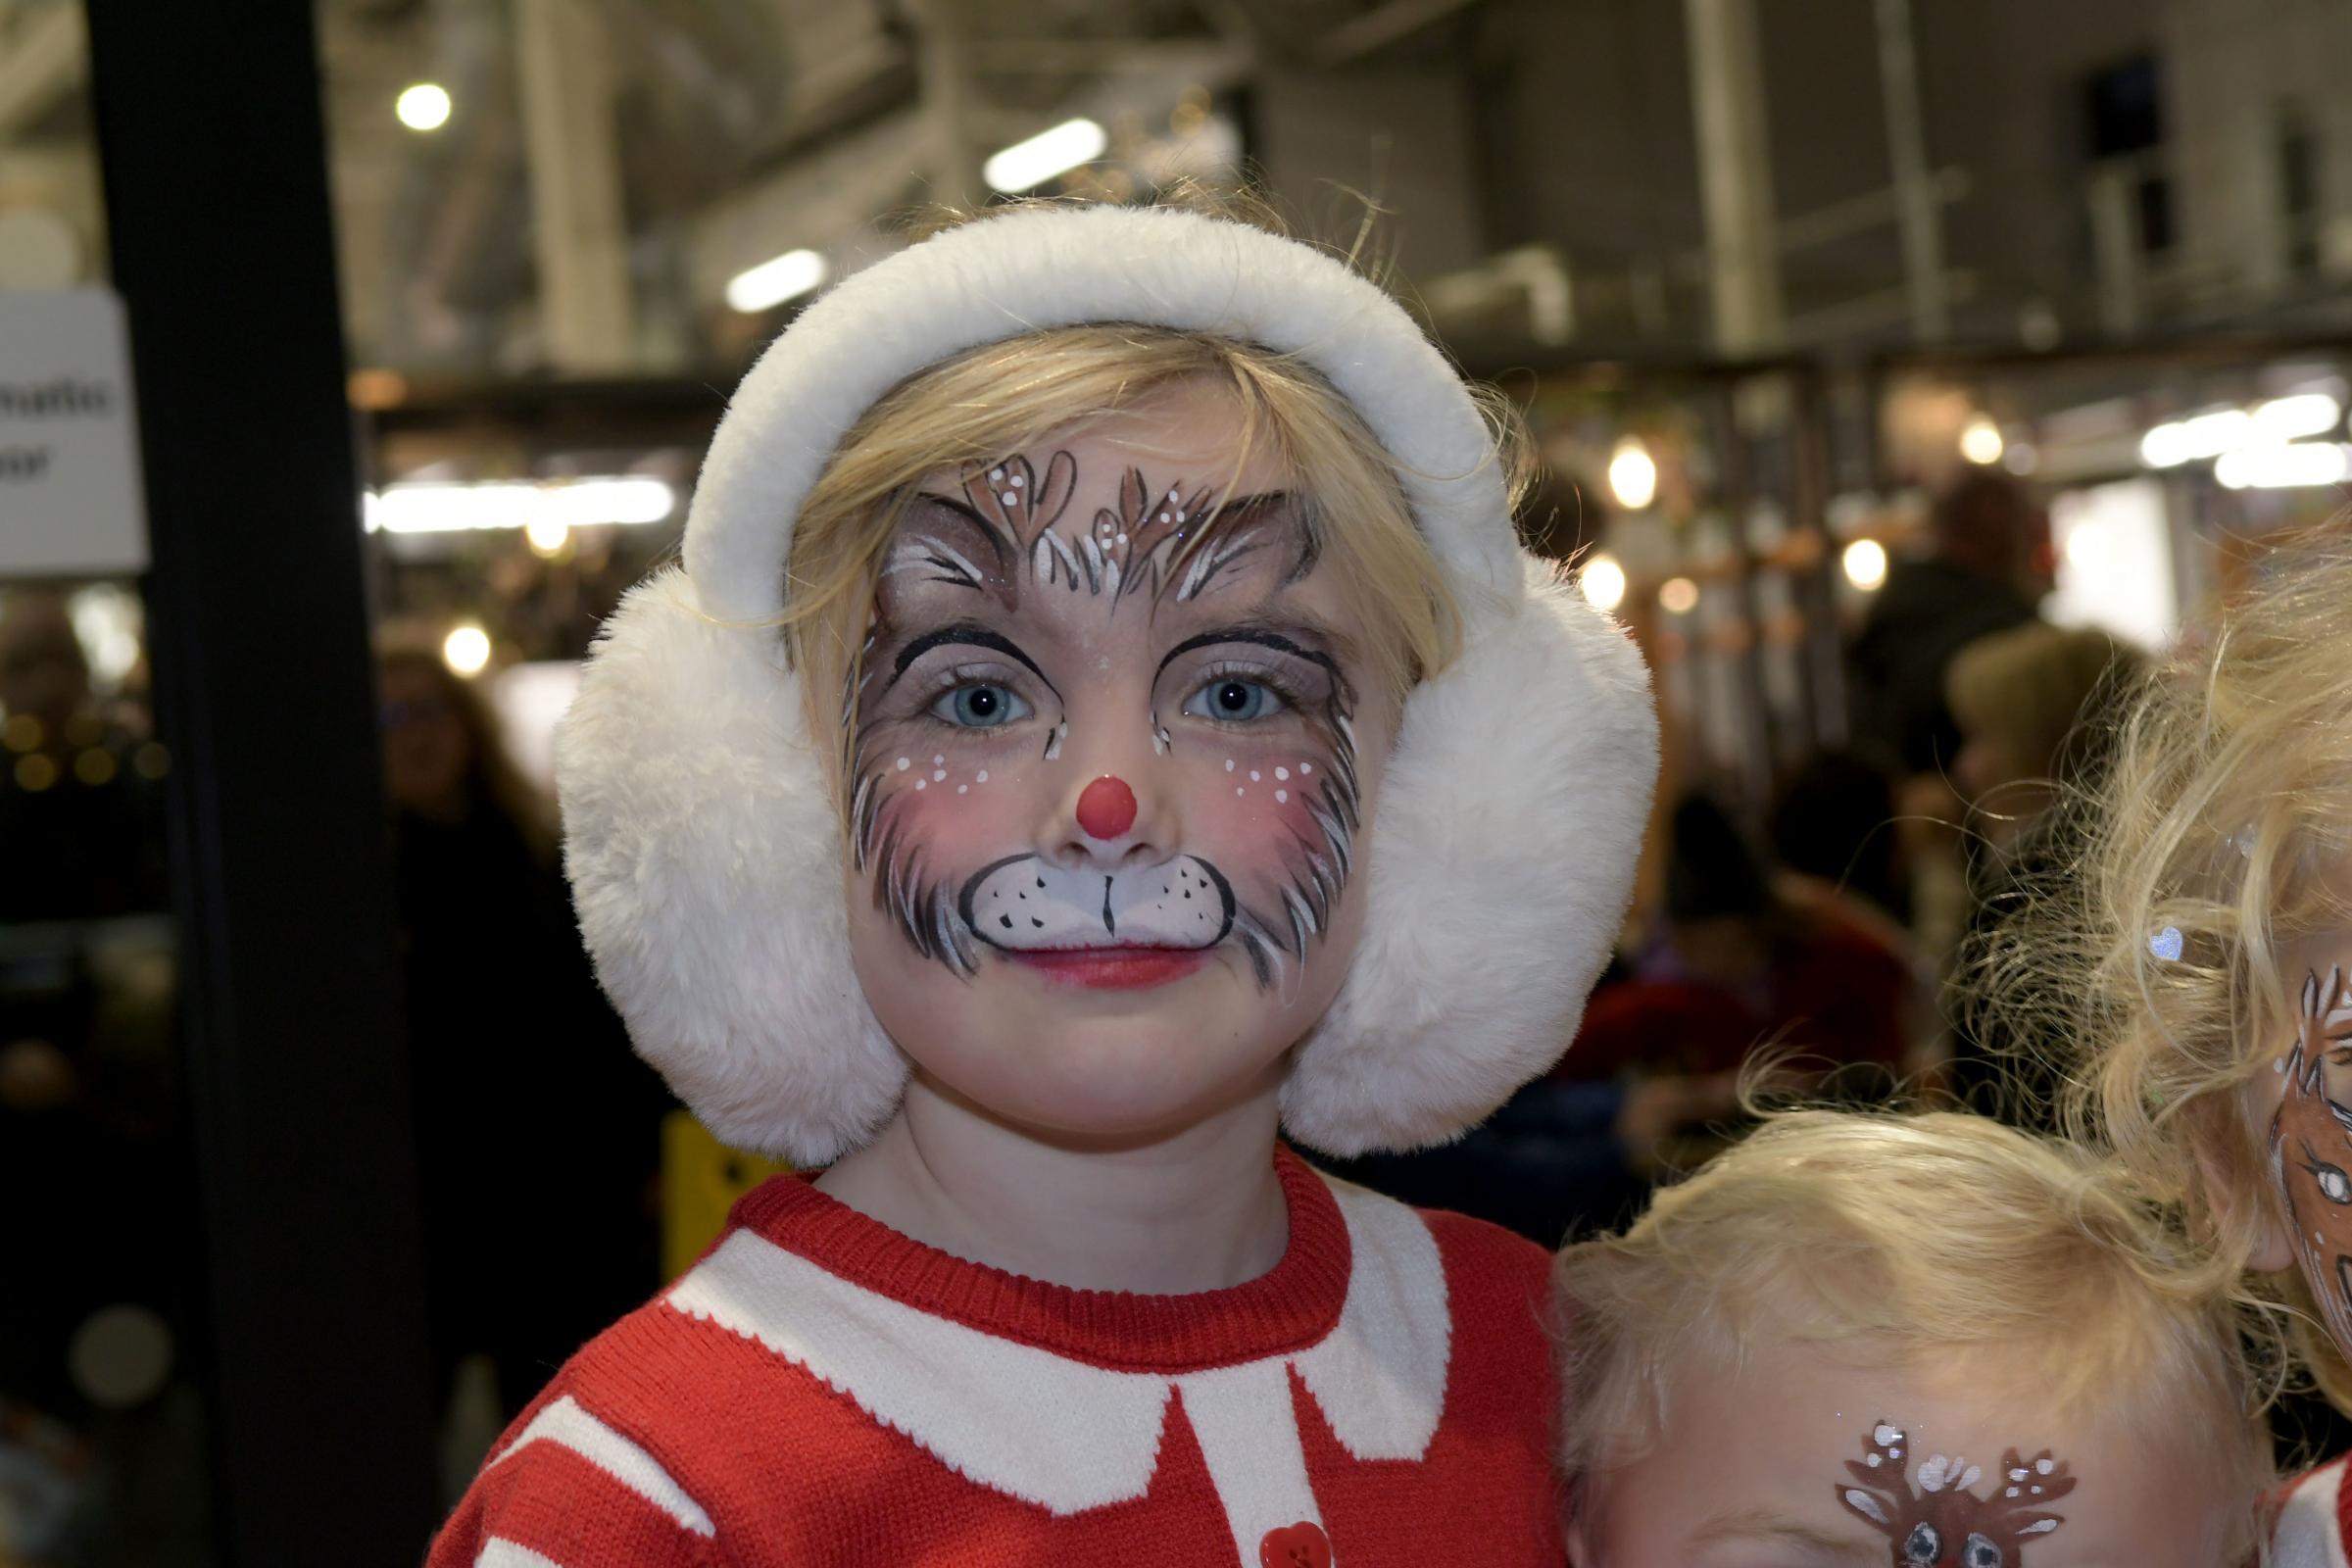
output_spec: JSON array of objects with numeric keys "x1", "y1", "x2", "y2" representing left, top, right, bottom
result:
[{"x1": 724, "y1": 1146, "x2": 1352, "y2": 1374}]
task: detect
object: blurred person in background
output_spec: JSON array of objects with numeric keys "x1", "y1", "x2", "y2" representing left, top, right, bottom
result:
[
  {"x1": 1940, "y1": 619, "x2": 2144, "y2": 1115},
  {"x1": 1845, "y1": 469, "x2": 2053, "y2": 781},
  {"x1": 1569, "y1": 793, "x2": 1915, "y2": 1085},
  {"x1": 376, "y1": 636, "x2": 667, "y2": 1473}
]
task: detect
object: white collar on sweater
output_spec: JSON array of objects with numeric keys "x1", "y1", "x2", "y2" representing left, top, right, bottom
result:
[{"x1": 663, "y1": 1173, "x2": 1450, "y2": 1551}]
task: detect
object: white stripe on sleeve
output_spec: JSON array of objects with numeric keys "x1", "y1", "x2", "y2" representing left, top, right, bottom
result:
[
  {"x1": 475, "y1": 1540, "x2": 564, "y2": 1568},
  {"x1": 488, "y1": 1395, "x2": 715, "y2": 1537}
]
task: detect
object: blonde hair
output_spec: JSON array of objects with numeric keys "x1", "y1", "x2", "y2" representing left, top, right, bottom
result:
[
  {"x1": 777, "y1": 190, "x2": 1530, "y2": 805},
  {"x1": 1553, "y1": 1109, "x2": 2270, "y2": 1533},
  {"x1": 1979, "y1": 529, "x2": 2352, "y2": 1397}
]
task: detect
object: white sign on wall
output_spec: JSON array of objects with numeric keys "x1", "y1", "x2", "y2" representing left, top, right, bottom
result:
[{"x1": 0, "y1": 288, "x2": 148, "y2": 576}]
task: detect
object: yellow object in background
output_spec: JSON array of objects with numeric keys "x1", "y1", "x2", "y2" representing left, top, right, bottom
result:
[{"x1": 661, "y1": 1110, "x2": 790, "y2": 1282}]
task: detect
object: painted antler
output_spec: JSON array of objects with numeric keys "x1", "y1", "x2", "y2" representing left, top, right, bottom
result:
[
  {"x1": 1837, "y1": 1421, "x2": 1919, "y2": 1539},
  {"x1": 1974, "y1": 1448, "x2": 2076, "y2": 1548}
]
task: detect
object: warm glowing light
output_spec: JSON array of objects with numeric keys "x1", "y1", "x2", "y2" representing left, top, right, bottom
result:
[
  {"x1": 524, "y1": 515, "x2": 570, "y2": 556},
  {"x1": 1959, "y1": 416, "x2": 2004, "y2": 466},
  {"x1": 724, "y1": 248, "x2": 828, "y2": 314},
  {"x1": 1840, "y1": 538, "x2": 1888, "y2": 591},
  {"x1": 2139, "y1": 422, "x2": 2189, "y2": 467},
  {"x1": 365, "y1": 476, "x2": 676, "y2": 534},
  {"x1": 1580, "y1": 553, "x2": 1627, "y2": 612},
  {"x1": 2215, "y1": 442, "x2": 2351, "y2": 490},
  {"x1": 441, "y1": 624, "x2": 492, "y2": 678},
  {"x1": 1606, "y1": 439, "x2": 1658, "y2": 510},
  {"x1": 2252, "y1": 392, "x2": 2344, "y2": 442},
  {"x1": 1658, "y1": 576, "x2": 1699, "y2": 614},
  {"x1": 396, "y1": 83, "x2": 452, "y2": 132},
  {"x1": 983, "y1": 118, "x2": 1109, "y2": 194},
  {"x1": 2062, "y1": 519, "x2": 2112, "y2": 570}
]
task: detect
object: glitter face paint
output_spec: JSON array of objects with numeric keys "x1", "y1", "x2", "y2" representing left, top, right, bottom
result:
[{"x1": 847, "y1": 445, "x2": 1363, "y2": 996}]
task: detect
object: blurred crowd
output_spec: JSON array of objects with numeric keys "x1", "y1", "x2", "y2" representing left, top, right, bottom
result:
[{"x1": 1338, "y1": 468, "x2": 2141, "y2": 1244}]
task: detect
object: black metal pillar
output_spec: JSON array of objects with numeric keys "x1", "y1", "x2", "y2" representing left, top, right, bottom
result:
[{"x1": 82, "y1": 1, "x2": 441, "y2": 1559}]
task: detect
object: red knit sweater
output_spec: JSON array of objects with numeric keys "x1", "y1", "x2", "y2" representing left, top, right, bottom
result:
[{"x1": 426, "y1": 1148, "x2": 1565, "y2": 1567}]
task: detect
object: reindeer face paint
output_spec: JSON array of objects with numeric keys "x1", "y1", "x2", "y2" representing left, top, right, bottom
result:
[
  {"x1": 1837, "y1": 1423, "x2": 2073, "y2": 1567},
  {"x1": 2264, "y1": 956, "x2": 2352, "y2": 1354},
  {"x1": 839, "y1": 380, "x2": 1396, "y2": 1139},
  {"x1": 1568, "y1": 1335, "x2": 2242, "y2": 1568}
]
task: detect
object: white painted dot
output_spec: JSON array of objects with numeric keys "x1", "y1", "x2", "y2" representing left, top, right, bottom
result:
[
  {"x1": 1865, "y1": 1452, "x2": 1883, "y2": 1468},
  {"x1": 1159, "y1": 512, "x2": 1171, "y2": 523},
  {"x1": 1235, "y1": 787, "x2": 1245, "y2": 797},
  {"x1": 896, "y1": 758, "x2": 910, "y2": 771},
  {"x1": 1000, "y1": 491, "x2": 1017, "y2": 507},
  {"x1": 1275, "y1": 767, "x2": 1289, "y2": 780},
  {"x1": 976, "y1": 770, "x2": 988, "y2": 783},
  {"x1": 1250, "y1": 770, "x2": 1260, "y2": 781},
  {"x1": 2006, "y1": 1487, "x2": 2020, "y2": 1497},
  {"x1": 933, "y1": 769, "x2": 946, "y2": 782},
  {"x1": 1115, "y1": 534, "x2": 1128, "y2": 547},
  {"x1": 989, "y1": 467, "x2": 1004, "y2": 481},
  {"x1": 1168, "y1": 487, "x2": 1181, "y2": 501},
  {"x1": 933, "y1": 754, "x2": 944, "y2": 764},
  {"x1": 2034, "y1": 1459, "x2": 2053, "y2": 1475},
  {"x1": 1174, "y1": 511, "x2": 1186, "y2": 523},
  {"x1": 957, "y1": 784, "x2": 968, "y2": 794},
  {"x1": 1009, "y1": 472, "x2": 1025, "y2": 487},
  {"x1": 1275, "y1": 790, "x2": 1288, "y2": 803},
  {"x1": 914, "y1": 778, "x2": 926, "y2": 791},
  {"x1": 1298, "y1": 762, "x2": 1312, "y2": 775},
  {"x1": 1225, "y1": 760, "x2": 1235, "y2": 772}
]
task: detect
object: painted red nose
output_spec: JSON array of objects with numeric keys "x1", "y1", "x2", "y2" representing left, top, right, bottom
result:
[{"x1": 1075, "y1": 775, "x2": 1138, "y2": 841}]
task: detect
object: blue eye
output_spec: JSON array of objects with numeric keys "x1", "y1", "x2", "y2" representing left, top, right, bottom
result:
[
  {"x1": 931, "y1": 683, "x2": 1030, "y2": 728},
  {"x1": 1184, "y1": 677, "x2": 1284, "y2": 722}
]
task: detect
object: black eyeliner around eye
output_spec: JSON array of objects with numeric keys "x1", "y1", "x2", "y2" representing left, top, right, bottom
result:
[{"x1": 887, "y1": 622, "x2": 1058, "y2": 698}]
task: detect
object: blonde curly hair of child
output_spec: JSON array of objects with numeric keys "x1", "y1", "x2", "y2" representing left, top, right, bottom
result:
[
  {"x1": 1552, "y1": 1108, "x2": 2272, "y2": 1549},
  {"x1": 1972, "y1": 529, "x2": 2352, "y2": 1396}
]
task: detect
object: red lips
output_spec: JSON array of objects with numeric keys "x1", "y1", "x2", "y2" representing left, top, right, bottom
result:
[{"x1": 1006, "y1": 946, "x2": 1206, "y2": 989}]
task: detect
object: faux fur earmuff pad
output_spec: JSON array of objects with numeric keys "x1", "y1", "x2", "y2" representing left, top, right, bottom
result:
[{"x1": 556, "y1": 205, "x2": 1658, "y2": 1163}]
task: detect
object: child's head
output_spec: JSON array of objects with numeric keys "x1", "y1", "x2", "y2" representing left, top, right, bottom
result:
[
  {"x1": 1554, "y1": 1110, "x2": 2267, "y2": 1568},
  {"x1": 1986, "y1": 535, "x2": 2352, "y2": 1372},
  {"x1": 554, "y1": 192, "x2": 1658, "y2": 1164}
]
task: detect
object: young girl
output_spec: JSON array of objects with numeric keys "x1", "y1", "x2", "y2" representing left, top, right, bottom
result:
[
  {"x1": 1975, "y1": 532, "x2": 2352, "y2": 1557},
  {"x1": 424, "y1": 194, "x2": 1658, "y2": 1565},
  {"x1": 1553, "y1": 1108, "x2": 2272, "y2": 1567}
]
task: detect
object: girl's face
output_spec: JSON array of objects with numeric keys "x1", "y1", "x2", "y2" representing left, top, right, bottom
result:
[
  {"x1": 2251, "y1": 927, "x2": 2352, "y2": 1354},
  {"x1": 840, "y1": 379, "x2": 1400, "y2": 1142}
]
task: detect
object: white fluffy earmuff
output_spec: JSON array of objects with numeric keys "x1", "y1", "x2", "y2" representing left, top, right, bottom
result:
[{"x1": 555, "y1": 204, "x2": 1658, "y2": 1163}]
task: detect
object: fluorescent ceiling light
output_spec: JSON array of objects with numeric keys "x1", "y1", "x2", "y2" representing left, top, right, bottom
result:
[
  {"x1": 2214, "y1": 442, "x2": 2349, "y2": 490},
  {"x1": 2252, "y1": 392, "x2": 2343, "y2": 442},
  {"x1": 365, "y1": 476, "x2": 676, "y2": 534},
  {"x1": 983, "y1": 118, "x2": 1108, "y2": 194},
  {"x1": 725, "y1": 249, "x2": 828, "y2": 314}
]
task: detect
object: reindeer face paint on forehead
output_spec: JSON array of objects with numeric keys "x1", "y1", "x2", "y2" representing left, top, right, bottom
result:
[
  {"x1": 838, "y1": 382, "x2": 1396, "y2": 1136},
  {"x1": 1570, "y1": 1335, "x2": 2239, "y2": 1568},
  {"x1": 1838, "y1": 1423, "x2": 2074, "y2": 1568}
]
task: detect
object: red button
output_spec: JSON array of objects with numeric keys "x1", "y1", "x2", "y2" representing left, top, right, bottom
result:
[
  {"x1": 1075, "y1": 774, "x2": 1137, "y2": 840},
  {"x1": 1259, "y1": 1522, "x2": 1332, "y2": 1568}
]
